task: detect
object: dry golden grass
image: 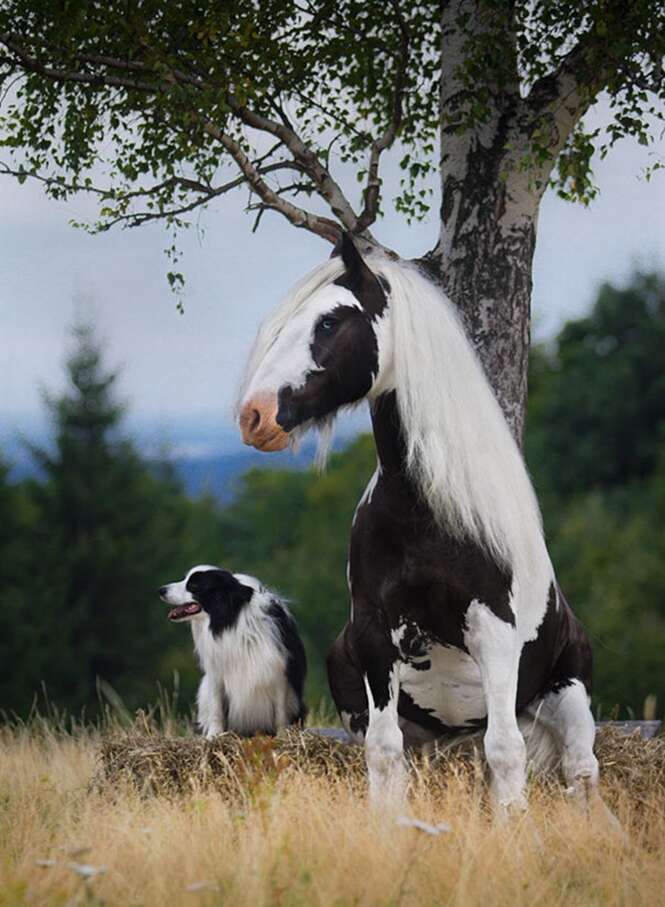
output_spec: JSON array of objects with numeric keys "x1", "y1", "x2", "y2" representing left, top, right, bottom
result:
[{"x1": 2, "y1": 722, "x2": 665, "y2": 907}]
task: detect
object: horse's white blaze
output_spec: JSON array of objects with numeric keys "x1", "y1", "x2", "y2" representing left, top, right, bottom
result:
[
  {"x1": 363, "y1": 669, "x2": 407, "y2": 808},
  {"x1": 464, "y1": 600, "x2": 527, "y2": 810},
  {"x1": 239, "y1": 281, "x2": 361, "y2": 406}
]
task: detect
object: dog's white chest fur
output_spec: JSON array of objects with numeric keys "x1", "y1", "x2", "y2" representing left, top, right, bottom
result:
[{"x1": 192, "y1": 608, "x2": 290, "y2": 736}]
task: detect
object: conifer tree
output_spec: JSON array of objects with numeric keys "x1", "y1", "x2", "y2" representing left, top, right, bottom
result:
[{"x1": 20, "y1": 324, "x2": 191, "y2": 714}]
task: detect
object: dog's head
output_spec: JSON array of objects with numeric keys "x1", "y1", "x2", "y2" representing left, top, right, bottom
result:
[{"x1": 159, "y1": 565, "x2": 255, "y2": 634}]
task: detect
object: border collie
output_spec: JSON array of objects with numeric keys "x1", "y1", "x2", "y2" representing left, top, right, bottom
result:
[{"x1": 159, "y1": 566, "x2": 307, "y2": 737}]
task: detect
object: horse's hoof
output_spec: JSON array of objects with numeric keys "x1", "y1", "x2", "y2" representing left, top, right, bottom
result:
[
  {"x1": 565, "y1": 777, "x2": 626, "y2": 840},
  {"x1": 493, "y1": 794, "x2": 528, "y2": 825}
]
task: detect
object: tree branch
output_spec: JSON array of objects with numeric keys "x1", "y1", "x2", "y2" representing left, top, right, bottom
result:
[
  {"x1": 97, "y1": 163, "x2": 311, "y2": 230},
  {"x1": 0, "y1": 157, "x2": 308, "y2": 228},
  {"x1": 200, "y1": 117, "x2": 342, "y2": 243},
  {"x1": 0, "y1": 33, "x2": 160, "y2": 93},
  {"x1": 356, "y1": 0, "x2": 409, "y2": 233},
  {"x1": 0, "y1": 31, "x2": 360, "y2": 244},
  {"x1": 224, "y1": 92, "x2": 361, "y2": 234},
  {"x1": 522, "y1": 27, "x2": 610, "y2": 156},
  {"x1": 55, "y1": 42, "x2": 363, "y2": 235}
]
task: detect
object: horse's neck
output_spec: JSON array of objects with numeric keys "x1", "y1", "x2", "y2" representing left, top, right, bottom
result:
[{"x1": 370, "y1": 391, "x2": 410, "y2": 479}]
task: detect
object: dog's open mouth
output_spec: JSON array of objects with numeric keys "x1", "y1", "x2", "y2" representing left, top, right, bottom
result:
[{"x1": 168, "y1": 602, "x2": 202, "y2": 621}]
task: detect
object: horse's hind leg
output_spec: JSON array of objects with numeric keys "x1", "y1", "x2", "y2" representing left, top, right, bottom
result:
[
  {"x1": 326, "y1": 626, "x2": 368, "y2": 742},
  {"x1": 527, "y1": 680, "x2": 599, "y2": 803},
  {"x1": 527, "y1": 680, "x2": 621, "y2": 832}
]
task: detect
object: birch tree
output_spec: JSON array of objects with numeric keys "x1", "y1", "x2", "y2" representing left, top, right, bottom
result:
[{"x1": 1, "y1": 0, "x2": 663, "y2": 438}]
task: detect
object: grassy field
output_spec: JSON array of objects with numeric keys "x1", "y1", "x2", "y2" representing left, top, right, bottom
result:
[{"x1": 1, "y1": 718, "x2": 665, "y2": 907}]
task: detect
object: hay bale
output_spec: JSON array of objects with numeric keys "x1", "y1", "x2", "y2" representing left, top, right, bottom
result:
[
  {"x1": 595, "y1": 724, "x2": 665, "y2": 804},
  {"x1": 96, "y1": 725, "x2": 665, "y2": 803},
  {"x1": 97, "y1": 729, "x2": 368, "y2": 797}
]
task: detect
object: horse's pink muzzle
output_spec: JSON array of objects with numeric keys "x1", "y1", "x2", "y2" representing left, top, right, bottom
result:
[{"x1": 239, "y1": 394, "x2": 290, "y2": 452}]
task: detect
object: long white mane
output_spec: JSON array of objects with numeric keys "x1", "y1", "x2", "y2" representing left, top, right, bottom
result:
[
  {"x1": 240, "y1": 253, "x2": 546, "y2": 576},
  {"x1": 375, "y1": 256, "x2": 546, "y2": 578}
]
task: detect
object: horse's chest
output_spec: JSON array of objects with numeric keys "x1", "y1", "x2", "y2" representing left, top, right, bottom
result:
[{"x1": 392, "y1": 624, "x2": 486, "y2": 727}]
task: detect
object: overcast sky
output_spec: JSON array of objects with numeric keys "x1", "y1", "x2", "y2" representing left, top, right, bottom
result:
[{"x1": 1, "y1": 98, "x2": 664, "y2": 458}]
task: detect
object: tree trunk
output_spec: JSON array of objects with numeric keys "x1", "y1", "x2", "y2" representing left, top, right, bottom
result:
[
  {"x1": 423, "y1": 1, "x2": 548, "y2": 445},
  {"x1": 422, "y1": 145, "x2": 542, "y2": 445}
]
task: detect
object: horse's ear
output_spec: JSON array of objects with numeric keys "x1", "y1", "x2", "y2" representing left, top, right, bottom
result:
[
  {"x1": 330, "y1": 233, "x2": 344, "y2": 258},
  {"x1": 334, "y1": 232, "x2": 387, "y2": 316},
  {"x1": 339, "y1": 232, "x2": 366, "y2": 274}
]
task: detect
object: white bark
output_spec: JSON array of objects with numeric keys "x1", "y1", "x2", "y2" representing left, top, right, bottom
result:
[{"x1": 427, "y1": 1, "x2": 598, "y2": 442}]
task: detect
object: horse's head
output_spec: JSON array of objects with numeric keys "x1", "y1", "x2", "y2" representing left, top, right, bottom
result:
[{"x1": 238, "y1": 234, "x2": 390, "y2": 452}]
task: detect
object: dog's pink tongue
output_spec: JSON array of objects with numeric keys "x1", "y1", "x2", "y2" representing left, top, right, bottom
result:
[{"x1": 168, "y1": 602, "x2": 201, "y2": 621}]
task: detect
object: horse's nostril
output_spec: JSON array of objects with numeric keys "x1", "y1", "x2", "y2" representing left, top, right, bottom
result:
[
  {"x1": 239, "y1": 395, "x2": 288, "y2": 450},
  {"x1": 240, "y1": 402, "x2": 264, "y2": 439}
]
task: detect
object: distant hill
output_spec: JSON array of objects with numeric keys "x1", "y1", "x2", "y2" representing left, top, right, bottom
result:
[
  {"x1": 4, "y1": 432, "x2": 349, "y2": 503},
  {"x1": 2, "y1": 409, "x2": 367, "y2": 503},
  {"x1": 168, "y1": 443, "x2": 320, "y2": 502}
]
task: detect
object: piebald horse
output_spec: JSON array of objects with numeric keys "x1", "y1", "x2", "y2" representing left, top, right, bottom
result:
[{"x1": 238, "y1": 234, "x2": 600, "y2": 815}]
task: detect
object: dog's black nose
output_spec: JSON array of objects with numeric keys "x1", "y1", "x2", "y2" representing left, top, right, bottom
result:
[{"x1": 158, "y1": 585, "x2": 168, "y2": 597}]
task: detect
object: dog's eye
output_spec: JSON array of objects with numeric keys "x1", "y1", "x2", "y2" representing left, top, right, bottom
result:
[{"x1": 320, "y1": 317, "x2": 337, "y2": 332}]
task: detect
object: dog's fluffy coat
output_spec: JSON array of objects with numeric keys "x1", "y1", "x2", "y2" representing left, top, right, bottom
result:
[{"x1": 160, "y1": 566, "x2": 306, "y2": 737}]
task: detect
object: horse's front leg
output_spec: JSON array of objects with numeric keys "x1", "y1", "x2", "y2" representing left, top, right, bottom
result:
[
  {"x1": 465, "y1": 600, "x2": 527, "y2": 816},
  {"x1": 363, "y1": 661, "x2": 407, "y2": 809},
  {"x1": 351, "y1": 617, "x2": 408, "y2": 809}
]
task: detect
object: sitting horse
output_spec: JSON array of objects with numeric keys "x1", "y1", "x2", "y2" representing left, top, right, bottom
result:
[{"x1": 238, "y1": 234, "x2": 599, "y2": 815}]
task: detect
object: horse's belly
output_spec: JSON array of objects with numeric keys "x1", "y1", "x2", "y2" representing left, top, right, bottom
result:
[{"x1": 398, "y1": 644, "x2": 486, "y2": 728}]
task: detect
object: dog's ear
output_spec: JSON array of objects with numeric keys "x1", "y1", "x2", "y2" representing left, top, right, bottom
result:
[{"x1": 213, "y1": 570, "x2": 253, "y2": 606}]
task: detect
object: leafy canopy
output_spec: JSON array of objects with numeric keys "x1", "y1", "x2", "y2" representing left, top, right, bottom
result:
[
  {"x1": 0, "y1": 0, "x2": 663, "y2": 256},
  {"x1": 527, "y1": 273, "x2": 665, "y2": 498}
]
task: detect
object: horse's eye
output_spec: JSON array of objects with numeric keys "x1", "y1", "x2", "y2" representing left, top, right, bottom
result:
[{"x1": 320, "y1": 318, "x2": 337, "y2": 332}]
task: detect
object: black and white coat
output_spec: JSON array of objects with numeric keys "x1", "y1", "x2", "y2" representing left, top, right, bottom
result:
[
  {"x1": 238, "y1": 234, "x2": 602, "y2": 816},
  {"x1": 160, "y1": 566, "x2": 307, "y2": 737}
]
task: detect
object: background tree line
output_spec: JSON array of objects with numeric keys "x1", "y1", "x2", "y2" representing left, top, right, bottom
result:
[{"x1": 1, "y1": 272, "x2": 665, "y2": 720}]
